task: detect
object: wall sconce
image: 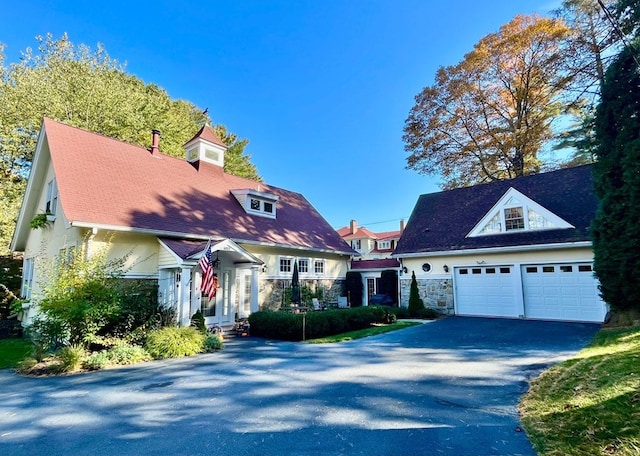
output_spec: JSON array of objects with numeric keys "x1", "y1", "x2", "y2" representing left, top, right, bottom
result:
[
  {"x1": 261, "y1": 264, "x2": 268, "y2": 273},
  {"x1": 402, "y1": 266, "x2": 408, "y2": 274},
  {"x1": 443, "y1": 264, "x2": 449, "y2": 273}
]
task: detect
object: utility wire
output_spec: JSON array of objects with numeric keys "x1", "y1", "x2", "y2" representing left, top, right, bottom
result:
[{"x1": 597, "y1": 0, "x2": 640, "y2": 68}]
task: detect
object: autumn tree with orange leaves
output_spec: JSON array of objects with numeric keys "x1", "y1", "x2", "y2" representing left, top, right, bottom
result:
[{"x1": 403, "y1": 15, "x2": 574, "y2": 189}]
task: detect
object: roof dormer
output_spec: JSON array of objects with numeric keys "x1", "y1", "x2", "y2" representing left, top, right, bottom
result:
[
  {"x1": 231, "y1": 188, "x2": 279, "y2": 219},
  {"x1": 183, "y1": 124, "x2": 227, "y2": 168},
  {"x1": 467, "y1": 187, "x2": 574, "y2": 237}
]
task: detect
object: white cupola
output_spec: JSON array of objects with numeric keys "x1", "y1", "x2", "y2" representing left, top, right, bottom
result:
[{"x1": 183, "y1": 124, "x2": 227, "y2": 168}]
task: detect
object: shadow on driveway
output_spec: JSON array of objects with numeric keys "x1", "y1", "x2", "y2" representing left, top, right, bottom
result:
[{"x1": 0, "y1": 317, "x2": 599, "y2": 456}]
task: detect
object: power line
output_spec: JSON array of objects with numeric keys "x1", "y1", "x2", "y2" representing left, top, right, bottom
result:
[
  {"x1": 360, "y1": 216, "x2": 409, "y2": 227},
  {"x1": 597, "y1": 0, "x2": 640, "y2": 68}
]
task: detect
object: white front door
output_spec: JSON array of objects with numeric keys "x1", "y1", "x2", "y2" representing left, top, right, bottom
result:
[
  {"x1": 220, "y1": 269, "x2": 234, "y2": 326},
  {"x1": 236, "y1": 270, "x2": 252, "y2": 319}
]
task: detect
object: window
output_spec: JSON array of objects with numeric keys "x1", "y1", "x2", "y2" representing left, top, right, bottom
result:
[
  {"x1": 421, "y1": 263, "x2": 432, "y2": 273},
  {"x1": 486, "y1": 268, "x2": 496, "y2": 274},
  {"x1": 279, "y1": 257, "x2": 292, "y2": 273},
  {"x1": 459, "y1": 268, "x2": 468, "y2": 274},
  {"x1": 472, "y1": 268, "x2": 482, "y2": 274},
  {"x1": 543, "y1": 266, "x2": 555, "y2": 273},
  {"x1": 204, "y1": 148, "x2": 220, "y2": 162},
  {"x1": 504, "y1": 207, "x2": 525, "y2": 231},
  {"x1": 250, "y1": 199, "x2": 261, "y2": 210},
  {"x1": 560, "y1": 265, "x2": 573, "y2": 273},
  {"x1": 579, "y1": 265, "x2": 593, "y2": 272},
  {"x1": 352, "y1": 239, "x2": 361, "y2": 250},
  {"x1": 298, "y1": 258, "x2": 309, "y2": 273},
  {"x1": 232, "y1": 189, "x2": 278, "y2": 219},
  {"x1": 377, "y1": 240, "x2": 391, "y2": 250},
  {"x1": 46, "y1": 179, "x2": 58, "y2": 215},
  {"x1": 314, "y1": 260, "x2": 325, "y2": 274},
  {"x1": 526, "y1": 266, "x2": 538, "y2": 273},
  {"x1": 468, "y1": 188, "x2": 572, "y2": 237},
  {"x1": 21, "y1": 258, "x2": 35, "y2": 300},
  {"x1": 264, "y1": 202, "x2": 273, "y2": 213},
  {"x1": 500, "y1": 267, "x2": 511, "y2": 274}
]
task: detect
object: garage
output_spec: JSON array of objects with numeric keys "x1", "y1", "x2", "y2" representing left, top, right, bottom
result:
[
  {"x1": 454, "y1": 262, "x2": 607, "y2": 323},
  {"x1": 521, "y1": 263, "x2": 607, "y2": 323},
  {"x1": 454, "y1": 265, "x2": 520, "y2": 318}
]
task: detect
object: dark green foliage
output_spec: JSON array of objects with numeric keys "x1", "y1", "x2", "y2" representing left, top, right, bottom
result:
[
  {"x1": 190, "y1": 310, "x2": 206, "y2": 334},
  {"x1": 282, "y1": 284, "x2": 323, "y2": 307},
  {"x1": 592, "y1": 42, "x2": 640, "y2": 311},
  {"x1": 344, "y1": 271, "x2": 363, "y2": 307},
  {"x1": 379, "y1": 269, "x2": 398, "y2": 304},
  {"x1": 0, "y1": 255, "x2": 22, "y2": 319},
  {"x1": 408, "y1": 271, "x2": 425, "y2": 316},
  {"x1": 248, "y1": 307, "x2": 388, "y2": 341}
]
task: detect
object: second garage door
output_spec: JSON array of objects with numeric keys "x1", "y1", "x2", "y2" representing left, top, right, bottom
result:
[{"x1": 521, "y1": 263, "x2": 606, "y2": 322}]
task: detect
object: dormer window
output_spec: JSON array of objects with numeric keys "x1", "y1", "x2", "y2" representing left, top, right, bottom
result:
[
  {"x1": 46, "y1": 178, "x2": 58, "y2": 215},
  {"x1": 468, "y1": 188, "x2": 573, "y2": 237},
  {"x1": 231, "y1": 188, "x2": 279, "y2": 219}
]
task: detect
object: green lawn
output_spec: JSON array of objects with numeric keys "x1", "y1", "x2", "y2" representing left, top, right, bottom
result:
[
  {"x1": 305, "y1": 320, "x2": 421, "y2": 343},
  {"x1": 0, "y1": 338, "x2": 33, "y2": 369},
  {"x1": 519, "y1": 325, "x2": 640, "y2": 455}
]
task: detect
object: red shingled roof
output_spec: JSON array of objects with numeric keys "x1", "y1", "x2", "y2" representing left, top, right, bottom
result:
[{"x1": 44, "y1": 118, "x2": 353, "y2": 253}]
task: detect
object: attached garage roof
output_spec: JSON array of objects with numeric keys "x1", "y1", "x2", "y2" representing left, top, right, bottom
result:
[{"x1": 395, "y1": 165, "x2": 597, "y2": 255}]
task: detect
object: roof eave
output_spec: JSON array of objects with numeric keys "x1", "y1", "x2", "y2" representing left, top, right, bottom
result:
[{"x1": 393, "y1": 241, "x2": 593, "y2": 258}]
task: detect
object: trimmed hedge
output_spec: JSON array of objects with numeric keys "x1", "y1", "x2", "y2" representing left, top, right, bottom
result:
[{"x1": 248, "y1": 306, "x2": 389, "y2": 341}]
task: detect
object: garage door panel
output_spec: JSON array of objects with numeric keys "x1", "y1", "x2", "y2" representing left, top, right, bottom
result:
[
  {"x1": 522, "y1": 263, "x2": 606, "y2": 323},
  {"x1": 455, "y1": 266, "x2": 519, "y2": 318}
]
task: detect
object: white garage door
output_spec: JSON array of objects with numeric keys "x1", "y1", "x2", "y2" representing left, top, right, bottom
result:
[
  {"x1": 522, "y1": 263, "x2": 606, "y2": 323},
  {"x1": 454, "y1": 265, "x2": 519, "y2": 318}
]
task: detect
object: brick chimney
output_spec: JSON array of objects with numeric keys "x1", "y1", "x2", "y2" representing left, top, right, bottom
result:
[
  {"x1": 350, "y1": 219, "x2": 357, "y2": 234},
  {"x1": 150, "y1": 129, "x2": 161, "y2": 154}
]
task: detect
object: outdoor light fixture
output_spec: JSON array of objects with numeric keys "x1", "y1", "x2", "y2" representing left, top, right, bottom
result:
[
  {"x1": 402, "y1": 266, "x2": 408, "y2": 274},
  {"x1": 443, "y1": 264, "x2": 449, "y2": 273},
  {"x1": 212, "y1": 252, "x2": 220, "y2": 268}
]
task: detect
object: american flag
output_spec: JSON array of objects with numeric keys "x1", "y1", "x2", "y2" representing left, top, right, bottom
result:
[{"x1": 199, "y1": 243, "x2": 217, "y2": 297}]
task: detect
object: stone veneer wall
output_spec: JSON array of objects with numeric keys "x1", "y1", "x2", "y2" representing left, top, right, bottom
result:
[
  {"x1": 259, "y1": 278, "x2": 345, "y2": 311},
  {"x1": 400, "y1": 277, "x2": 454, "y2": 315}
]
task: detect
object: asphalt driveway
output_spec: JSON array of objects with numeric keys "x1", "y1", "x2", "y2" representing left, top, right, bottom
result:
[{"x1": 0, "y1": 317, "x2": 599, "y2": 456}]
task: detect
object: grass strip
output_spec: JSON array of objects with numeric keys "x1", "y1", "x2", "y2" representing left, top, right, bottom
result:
[
  {"x1": 305, "y1": 320, "x2": 421, "y2": 344},
  {"x1": 0, "y1": 338, "x2": 33, "y2": 369},
  {"x1": 519, "y1": 325, "x2": 640, "y2": 456}
]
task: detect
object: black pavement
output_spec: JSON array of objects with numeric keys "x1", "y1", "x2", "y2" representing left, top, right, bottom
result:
[{"x1": 0, "y1": 317, "x2": 599, "y2": 456}]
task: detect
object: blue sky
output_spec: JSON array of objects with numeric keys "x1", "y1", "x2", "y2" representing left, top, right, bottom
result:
[{"x1": 2, "y1": 0, "x2": 559, "y2": 232}]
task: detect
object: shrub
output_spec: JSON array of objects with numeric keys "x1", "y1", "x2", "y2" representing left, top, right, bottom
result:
[
  {"x1": 249, "y1": 306, "x2": 392, "y2": 341},
  {"x1": 145, "y1": 327, "x2": 205, "y2": 359},
  {"x1": 344, "y1": 271, "x2": 363, "y2": 307},
  {"x1": 190, "y1": 310, "x2": 206, "y2": 334},
  {"x1": 84, "y1": 351, "x2": 111, "y2": 370},
  {"x1": 389, "y1": 307, "x2": 411, "y2": 319},
  {"x1": 408, "y1": 271, "x2": 425, "y2": 316},
  {"x1": 415, "y1": 307, "x2": 439, "y2": 320},
  {"x1": 57, "y1": 344, "x2": 87, "y2": 372},
  {"x1": 107, "y1": 341, "x2": 151, "y2": 365},
  {"x1": 203, "y1": 334, "x2": 224, "y2": 352}
]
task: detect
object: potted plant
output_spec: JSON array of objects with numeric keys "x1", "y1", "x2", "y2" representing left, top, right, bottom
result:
[{"x1": 29, "y1": 213, "x2": 51, "y2": 229}]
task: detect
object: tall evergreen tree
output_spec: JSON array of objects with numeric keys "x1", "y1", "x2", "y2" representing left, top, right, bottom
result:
[
  {"x1": 408, "y1": 271, "x2": 425, "y2": 315},
  {"x1": 591, "y1": 42, "x2": 640, "y2": 311}
]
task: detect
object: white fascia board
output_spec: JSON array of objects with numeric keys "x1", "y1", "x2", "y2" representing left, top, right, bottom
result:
[
  {"x1": 10, "y1": 121, "x2": 48, "y2": 252},
  {"x1": 70, "y1": 221, "x2": 223, "y2": 242},
  {"x1": 233, "y1": 238, "x2": 356, "y2": 256},
  {"x1": 393, "y1": 241, "x2": 593, "y2": 259}
]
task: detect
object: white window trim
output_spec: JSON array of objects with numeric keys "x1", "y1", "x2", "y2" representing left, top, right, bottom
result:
[
  {"x1": 313, "y1": 259, "x2": 325, "y2": 275},
  {"x1": 231, "y1": 189, "x2": 279, "y2": 219},
  {"x1": 21, "y1": 257, "x2": 35, "y2": 300},
  {"x1": 279, "y1": 256, "x2": 293, "y2": 274},
  {"x1": 378, "y1": 240, "x2": 391, "y2": 250},
  {"x1": 46, "y1": 178, "x2": 58, "y2": 215},
  {"x1": 467, "y1": 187, "x2": 574, "y2": 237},
  {"x1": 298, "y1": 258, "x2": 310, "y2": 274}
]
